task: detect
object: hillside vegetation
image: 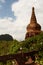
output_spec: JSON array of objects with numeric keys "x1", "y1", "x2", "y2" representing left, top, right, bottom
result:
[{"x1": 0, "y1": 32, "x2": 43, "y2": 65}]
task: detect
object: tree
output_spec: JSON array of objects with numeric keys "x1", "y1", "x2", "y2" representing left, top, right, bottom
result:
[{"x1": 0, "y1": 34, "x2": 13, "y2": 41}]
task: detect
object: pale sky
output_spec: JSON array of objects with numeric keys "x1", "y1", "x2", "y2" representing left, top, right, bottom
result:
[{"x1": 0, "y1": 0, "x2": 43, "y2": 41}]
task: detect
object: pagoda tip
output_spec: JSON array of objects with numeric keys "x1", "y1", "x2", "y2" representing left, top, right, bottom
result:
[{"x1": 32, "y1": 7, "x2": 35, "y2": 11}]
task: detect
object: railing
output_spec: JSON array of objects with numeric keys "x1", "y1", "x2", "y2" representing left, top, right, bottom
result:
[{"x1": 0, "y1": 50, "x2": 38, "y2": 65}]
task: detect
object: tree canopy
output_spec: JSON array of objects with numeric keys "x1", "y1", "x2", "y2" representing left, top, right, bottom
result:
[
  {"x1": 0, "y1": 34, "x2": 13, "y2": 41},
  {"x1": 0, "y1": 32, "x2": 43, "y2": 65}
]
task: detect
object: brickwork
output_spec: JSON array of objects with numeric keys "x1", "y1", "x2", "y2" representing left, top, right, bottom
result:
[{"x1": 25, "y1": 7, "x2": 41, "y2": 39}]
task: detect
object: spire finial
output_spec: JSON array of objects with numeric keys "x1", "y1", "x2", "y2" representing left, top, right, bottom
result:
[
  {"x1": 32, "y1": 7, "x2": 34, "y2": 12},
  {"x1": 32, "y1": 7, "x2": 35, "y2": 15},
  {"x1": 30, "y1": 7, "x2": 37, "y2": 23}
]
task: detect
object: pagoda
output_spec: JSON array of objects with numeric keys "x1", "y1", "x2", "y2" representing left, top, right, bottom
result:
[{"x1": 25, "y1": 7, "x2": 41, "y2": 39}]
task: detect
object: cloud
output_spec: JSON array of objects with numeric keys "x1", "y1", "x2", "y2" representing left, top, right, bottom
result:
[
  {"x1": 0, "y1": 17, "x2": 26, "y2": 41},
  {"x1": 0, "y1": 17, "x2": 14, "y2": 35},
  {"x1": 11, "y1": 0, "x2": 43, "y2": 40},
  {"x1": 0, "y1": 0, "x2": 5, "y2": 3}
]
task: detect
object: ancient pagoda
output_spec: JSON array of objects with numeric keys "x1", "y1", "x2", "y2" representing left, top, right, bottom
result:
[{"x1": 25, "y1": 7, "x2": 41, "y2": 39}]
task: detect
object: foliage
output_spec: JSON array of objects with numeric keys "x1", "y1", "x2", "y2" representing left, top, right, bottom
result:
[
  {"x1": 6, "y1": 60, "x2": 12, "y2": 65},
  {"x1": 0, "y1": 32, "x2": 43, "y2": 65},
  {"x1": 0, "y1": 62, "x2": 3, "y2": 65},
  {"x1": 0, "y1": 40, "x2": 20, "y2": 55},
  {"x1": 0, "y1": 34, "x2": 13, "y2": 41}
]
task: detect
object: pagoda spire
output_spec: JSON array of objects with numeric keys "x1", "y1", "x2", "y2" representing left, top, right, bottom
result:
[
  {"x1": 25, "y1": 7, "x2": 41, "y2": 39},
  {"x1": 30, "y1": 7, "x2": 37, "y2": 23}
]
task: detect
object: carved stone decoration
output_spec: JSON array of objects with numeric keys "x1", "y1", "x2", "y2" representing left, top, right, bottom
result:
[{"x1": 25, "y1": 7, "x2": 41, "y2": 39}]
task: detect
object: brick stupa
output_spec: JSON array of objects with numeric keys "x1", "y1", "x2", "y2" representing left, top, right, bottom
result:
[{"x1": 25, "y1": 7, "x2": 41, "y2": 39}]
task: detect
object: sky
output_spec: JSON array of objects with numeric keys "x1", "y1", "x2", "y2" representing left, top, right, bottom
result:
[{"x1": 0, "y1": 0, "x2": 43, "y2": 41}]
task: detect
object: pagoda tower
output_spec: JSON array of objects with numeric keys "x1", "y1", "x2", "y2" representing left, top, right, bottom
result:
[{"x1": 25, "y1": 7, "x2": 41, "y2": 39}]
